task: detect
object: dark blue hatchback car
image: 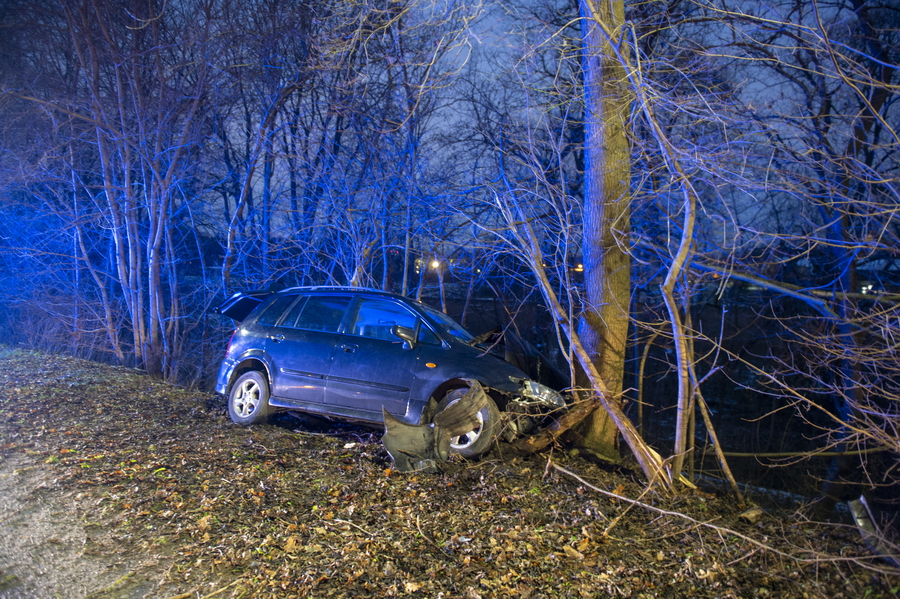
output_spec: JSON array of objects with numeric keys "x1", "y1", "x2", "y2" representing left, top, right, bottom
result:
[{"x1": 215, "y1": 286, "x2": 566, "y2": 457}]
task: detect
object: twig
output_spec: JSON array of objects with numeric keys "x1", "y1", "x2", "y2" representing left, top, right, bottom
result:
[
  {"x1": 645, "y1": 517, "x2": 722, "y2": 542},
  {"x1": 415, "y1": 514, "x2": 457, "y2": 561},
  {"x1": 727, "y1": 546, "x2": 761, "y2": 567},
  {"x1": 329, "y1": 518, "x2": 375, "y2": 537},
  {"x1": 415, "y1": 514, "x2": 435, "y2": 546},
  {"x1": 603, "y1": 482, "x2": 656, "y2": 537},
  {"x1": 95, "y1": 570, "x2": 136, "y2": 594},
  {"x1": 199, "y1": 579, "x2": 242, "y2": 599},
  {"x1": 541, "y1": 446, "x2": 554, "y2": 481},
  {"x1": 720, "y1": 446, "x2": 891, "y2": 458}
]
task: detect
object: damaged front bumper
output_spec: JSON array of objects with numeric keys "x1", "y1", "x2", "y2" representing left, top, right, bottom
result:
[
  {"x1": 510, "y1": 377, "x2": 567, "y2": 408},
  {"x1": 501, "y1": 377, "x2": 568, "y2": 441},
  {"x1": 382, "y1": 378, "x2": 569, "y2": 472}
]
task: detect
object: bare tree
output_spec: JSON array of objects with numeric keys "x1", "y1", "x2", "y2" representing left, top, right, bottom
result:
[
  {"x1": 616, "y1": 0, "x2": 899, "y2": 501},
  {"x1": 1, "y1": 0, "x2": 217, "y2": 377}
]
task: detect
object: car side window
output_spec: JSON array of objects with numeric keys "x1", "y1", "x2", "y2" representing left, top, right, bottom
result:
[
  {"x1": 279, "y1": 296, "x2": 308, "y2": 328},
  {"x1": 417, "y1": 325, "x2": 440, "y2": 345},
  {"x1": 255, "y1": 295, "x2": 298, "y2": 327},
  {"x1": 293, "y1": 295, "x2": 352, "y2": 333},
  {"x1": 351, "y1": 299, "x2": 418, "y2": 341}
]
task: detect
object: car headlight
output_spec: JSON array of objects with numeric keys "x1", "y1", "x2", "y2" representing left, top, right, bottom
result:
[{"x1": 512, "y1": 377, "x2": 567, "y2": 408}]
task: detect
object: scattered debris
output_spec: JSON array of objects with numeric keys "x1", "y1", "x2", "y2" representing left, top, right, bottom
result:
[
  {"x1": 849, "y1": 496, "x2": 900, "y2": 567},
  {"x1": 739, "y1": 506, "x2": 765, "y2": 524}
]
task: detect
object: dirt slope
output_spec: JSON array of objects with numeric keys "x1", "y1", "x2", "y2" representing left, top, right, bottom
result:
[{"x1": 0, "y1": 350, "x2": 896, "y2": 598}]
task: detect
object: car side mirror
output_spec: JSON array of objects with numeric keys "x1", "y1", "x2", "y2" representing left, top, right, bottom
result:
[{"x1": 390, "y1": 325, "x2": 416, "y2": 350}]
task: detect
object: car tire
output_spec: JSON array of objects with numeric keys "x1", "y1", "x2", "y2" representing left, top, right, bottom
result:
[
  {"x1": 437, "y1": 387, "x2": 500, "y2": 458},
  {"x1": 228, "y1": 371, "x2": 271, "y2": 425}
]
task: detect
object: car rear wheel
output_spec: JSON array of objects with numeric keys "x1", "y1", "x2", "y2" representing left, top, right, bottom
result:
[
  {"x1": 228, "y1": 371, "x2": 271, "y2": 425},
  {"x1": 437, "y1": 387, "x2": 500, "y2": 458}
]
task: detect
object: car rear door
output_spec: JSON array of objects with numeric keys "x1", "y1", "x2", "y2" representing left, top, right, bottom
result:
[
  {"x1": 267, "y1": 294, "x2": 352, "y2": 404},
  {"x1": 325, "y1": 297, "x2": 421, "y2": 417}
]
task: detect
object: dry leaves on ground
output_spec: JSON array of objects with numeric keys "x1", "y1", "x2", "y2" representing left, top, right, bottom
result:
[{"x1": 0, "y1": 349, "x2": 897, "y2": 598}]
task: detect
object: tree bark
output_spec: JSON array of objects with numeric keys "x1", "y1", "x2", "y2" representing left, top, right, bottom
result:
[{"x1": 572, "y1": 0, "x2": 632, "y2": 460}]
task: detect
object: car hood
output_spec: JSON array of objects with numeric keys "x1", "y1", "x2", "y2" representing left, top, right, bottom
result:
[
  {"x1": 468, "y1": 328, "x2": 569, "y2": 391},
  {"x1": 443, "y1": 340, "x2": 530, "y2": 394}
]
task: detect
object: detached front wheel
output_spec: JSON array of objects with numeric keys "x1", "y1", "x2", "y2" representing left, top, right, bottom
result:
[
  {"x1": 228, "y1": 371, "x2": 271, "y2": 425},
  {"x1": 437, "y1": 387, "x2": 500, "y2": 458}
]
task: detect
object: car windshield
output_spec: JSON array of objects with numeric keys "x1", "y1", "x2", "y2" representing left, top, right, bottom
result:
[{"x1": 420, "y1": 304, "x2": 475, "y2": 343}]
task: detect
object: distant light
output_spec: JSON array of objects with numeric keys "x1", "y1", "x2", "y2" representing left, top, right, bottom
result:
[
  {"x1": 574, "y1": 263, "x2": 584, "y2": 272},
  {"x1": 430, "y1": 260, "x2": 440, "y2": 269},
  {"x1": 862, "y1": 284, "x2": 874, "y2": 294}
]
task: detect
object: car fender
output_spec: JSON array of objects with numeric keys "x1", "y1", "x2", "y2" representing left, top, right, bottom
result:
[
  {"x1": 417, "y1": 367, "x2": 521, "y2": 413},
  {"x1": 225, "y1": 347, "x2": 276, "y2": 393}
]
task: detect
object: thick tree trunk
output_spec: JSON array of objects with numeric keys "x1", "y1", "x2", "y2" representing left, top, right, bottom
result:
[{"x1": 572, "y1": 0, "x2": 632, "y2": 460}]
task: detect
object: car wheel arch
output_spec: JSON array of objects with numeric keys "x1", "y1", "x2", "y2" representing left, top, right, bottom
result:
[
  {"x1": 228, "y1": 358, "x2": 272, "y2": 393},
  {"x1": 428, "y1": 378, "x2": 509, "y2": 412}
]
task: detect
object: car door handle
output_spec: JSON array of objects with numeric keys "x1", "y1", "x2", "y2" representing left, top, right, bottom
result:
[
  {"x1": 340, "y1": 343, "x2": 357, "y2": 353},
  {"x1": 269, "y1": 334, "x2": 285, "y2": 343}
]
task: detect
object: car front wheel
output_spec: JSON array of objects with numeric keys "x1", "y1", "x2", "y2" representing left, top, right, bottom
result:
[
  {"x1": 228, "y1": 371, "x2": 271, "y2": 425},
  {"x1": 437, "y1": 387, "x2": 500, "y2": 458}
]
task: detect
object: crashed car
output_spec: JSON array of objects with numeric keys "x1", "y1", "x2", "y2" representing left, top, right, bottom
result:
[{"x1": 214, "y1": 286, "x2": 566, "y2": 457}]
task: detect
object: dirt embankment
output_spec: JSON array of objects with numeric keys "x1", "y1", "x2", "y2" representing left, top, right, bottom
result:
[{"x1": 0, "y1": 350, "x2": 897, "y2": 598}]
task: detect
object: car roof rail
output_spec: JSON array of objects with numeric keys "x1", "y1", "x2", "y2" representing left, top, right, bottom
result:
[{"x1": 277, "y1": 285, "x2": 389, "y2": 294}]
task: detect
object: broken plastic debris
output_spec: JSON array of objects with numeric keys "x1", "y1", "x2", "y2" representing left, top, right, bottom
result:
[{"x1": 381, "y1": 381, "x2": 488, "y2": 472}]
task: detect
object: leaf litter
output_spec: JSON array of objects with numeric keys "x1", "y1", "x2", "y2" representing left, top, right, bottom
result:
[{"x1": 0, "y1": 350, "x2": 897, "y2": 598}]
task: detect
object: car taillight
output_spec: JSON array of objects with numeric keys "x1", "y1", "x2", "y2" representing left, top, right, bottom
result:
[{"x1": 225, "y1": 330, "x2": 237, "y2": 355}]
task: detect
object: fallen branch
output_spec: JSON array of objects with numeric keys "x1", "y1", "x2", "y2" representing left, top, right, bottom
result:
[
  {"x1": 551, "y1": 461, "x2": 900, "y2": 574},
  {"x1": 513, "y1": 396, "x2": 601, "y2": 453},
  {"x1": 719, "y1": 446, "x2": 892, "y2": 459}
]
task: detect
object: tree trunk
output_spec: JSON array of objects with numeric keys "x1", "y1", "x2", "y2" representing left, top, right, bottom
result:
[{"x1": 571, "y1": 0, "x2": 632, "y2": 460}]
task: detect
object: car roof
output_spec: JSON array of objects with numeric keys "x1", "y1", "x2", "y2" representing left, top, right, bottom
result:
[
  {"x1": 212, "y1": 285, "x2": 419, "y2": 322},
  {"x1": 215, "y1": 286, "x2": 424, "y2": 322},
  {"x1": 278, "y1": 285, "x2": 385, "y2": 293},
  {"x1": 275, "y1": 286, "x2": 413, "y2": 302}
]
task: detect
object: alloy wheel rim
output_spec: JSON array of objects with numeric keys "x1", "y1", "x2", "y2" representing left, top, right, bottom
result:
[
  {"x1": 450, "y1": 410, "x2": 484, "y2": 450},
  {"x1": 235, "y1": 379, "x2": 260, "y2": 417}
]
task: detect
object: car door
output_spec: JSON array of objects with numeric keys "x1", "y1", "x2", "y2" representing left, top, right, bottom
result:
[
  {"x1": 325, "y1": 297, "x2": 421, "y2": 417},
  {"x1": 267, "y1": 294, "x2": 352, "y2": 404}
]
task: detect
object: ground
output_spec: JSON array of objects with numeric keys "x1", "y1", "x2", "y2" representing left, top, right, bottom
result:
[{"x1": 0, "y1": 349, "x2": 897, "y2": 599}]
